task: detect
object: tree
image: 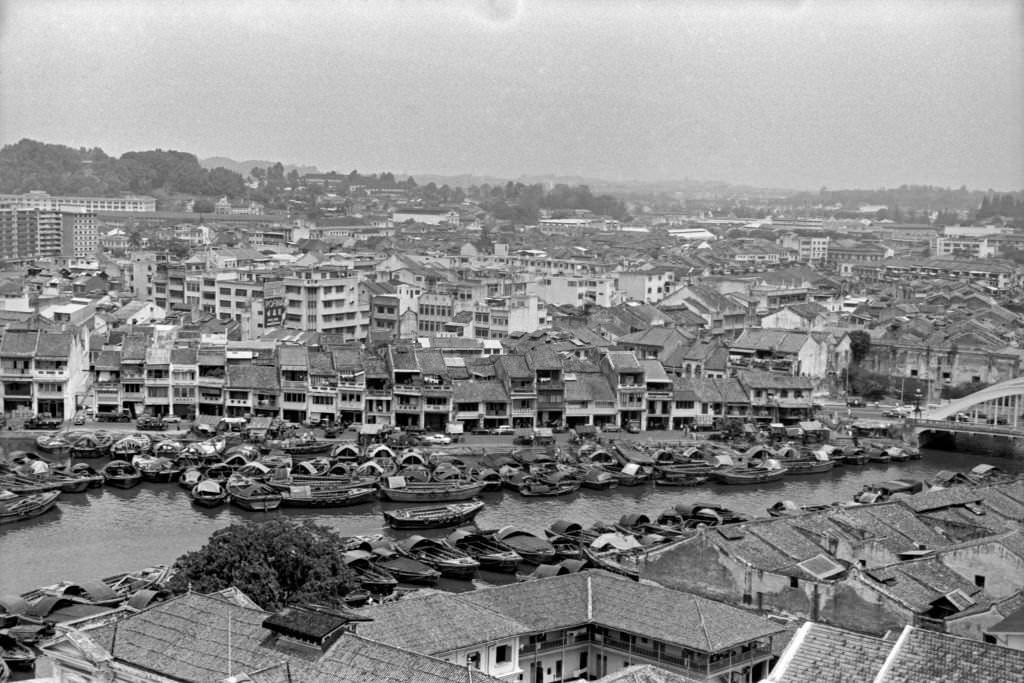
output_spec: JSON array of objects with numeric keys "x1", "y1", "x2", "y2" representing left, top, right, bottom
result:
[
  {"x1": 166, "y1": 518, "x2": 358, "y2": 610},
  {"x1": 848, "y1": 330, "x2": 871, "y2": 365},
  {"x1": 193, "y1": 199, "x2": 215, "y2": 213}
]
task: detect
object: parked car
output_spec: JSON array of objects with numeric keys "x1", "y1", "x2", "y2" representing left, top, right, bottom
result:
[
  {"x1": 625, "y1": 420, "x2": 641, "y2": 434},
  {"x1": 846, "y1": 396, "x2": 866, "y2": 407},
  {"x1": 24, "y1": 414, "x2": 62, "y2": 430},
  {"x1": 96, "y1": 409, "x2": 132, "y2": 423},
  {"x1": 493, "y1": 425, "x2": 514, "y2": 436},
  {"x1": 136, "y1": 416, "x2": 167, "y2": 431},
  {"x1": 600, "y1": 423, "x2": 621, "y2": 433},
  {"x1": 73, "y1": 412, "x2": 87, "y2": 425},
  {"x1": 470, "y1": 426, "x2": 491, "y2": 435},
  {"x1": 161, "y1": 415, "x2": 182, "y2": 424},
  {"x1": 420, "y1": 433, "x2": 452, "y2": 446}
]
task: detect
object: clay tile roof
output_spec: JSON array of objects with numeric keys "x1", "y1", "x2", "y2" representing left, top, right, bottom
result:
[
  {"x1": 415, "y1": 349, "x2": 448, "y2": 377},
  {"x1": 227, "y1": 365, "x2": 279, "y2": 391},
  {"x1": 93, "y1": 349, "x2": 122, "y2": 370},
  {"x1": 768, "y1": 622, "x2": 891, "y2": 683},
  {"x1": 0, "y1": 330, "x2": 37, "y2": 357},
  {"x1": 605, "y1": 351, "x2": 641, "y2": 370},
  {"x1": 170, "y1": 347, "x2": 197, "y2": 365},
  {"x1": 452, "y1": 379, "x2": 508, "y2": 403},
  {"x1": 277, "y1": 345, "x2": 307, "y2": 367},
  {"x1": 878, "y1": 626, "x2": 1024, "y2": 682},
  {"x1": 308, "y1": 350, "x2": 334, "y2": 373},
  {"x1": 499, "y1": 354, "x2": 532, "y2": 379},
  {"x1": 565, "y1": 373, "x2": 615, "y2": 402},
  {"x1": 35, "y1": 332, "x2": 70, "y2": 359},
  {"x1": 198, "y1": 347, "x2": 226, "y2": 364},
  {"x1": 121, "y1": 334, "x2": 150, "y2": 362}
]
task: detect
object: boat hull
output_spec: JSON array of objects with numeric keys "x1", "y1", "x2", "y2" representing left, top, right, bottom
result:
[
  {"x1": 104, "y1": 474, "x2": 143, "y2": 489},
  {"x1": 230, "y1": 495, "x2": 282, "y2": 512},
  {"x1": 0, "y1": 491, "x2": 61, "y2": 525},
  {"x1": 783, "y1": 461, "x2": 835, "y2": 475},
  {"x1": 714, "y1": 468, "x2": 788, "y2": 485},
  {"x1": 382, "y1": 501, "x2": 485, "y2": 530},
  {"x1": 380, "y1": 481, "x2": 486, "y2": 503}
]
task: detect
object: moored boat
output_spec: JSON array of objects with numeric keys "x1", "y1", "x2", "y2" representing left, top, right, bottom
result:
[
  {"x1": 382, "y1": 500, "x2": 485, "y2": 530},
  {"x1": 517, "y1": 478, "x2": 580, "y2": 497},
  {"x1": 341, "y1": 550, "x2": 399, "y2": 594},
  {"x1": 0, "y1": 489, "x2": 61, "y2": 525},
  {"x1": 101, "y1": 460, "x2": 142, "y2": 489},
  {"x1": 379, "y1": 476, "x2": 487, "y2": 503},
  {"x1": 396, "y1": 535, "x2": 479, "y2": 579},
  {"x1": 67, "y1": 463, "x2": 105, "y2": 488},
  {"x1": 767, "y1": 500, "x2": 839, "y2": 517},
  {"x1": 190, "y1": 479, "x2": 228, "y2": 507},
  {"x1": 370, "y1": 548, "x2": 441, "y2": 585},
  {"x1": 582, "y1": 532, "x2": 645, "y2": 580},
  {"x1": 492, "y1": 527, "x2": 557, "y2": 565},
  {"x1": 0, "y1": 633, "x2": 36, "y2": 671},
  {"x1": 271, "y1": 479, "x2": 377, "y2": 507},
  {"x1": 226, "y1": 476, "x2": 282, "y2": 511},
  {"x1": 713, "y1": 458, "x2": 788, "y2": 485},
  {"x1": 446, "y1": 527, "x2": 522, "y2": 573}
]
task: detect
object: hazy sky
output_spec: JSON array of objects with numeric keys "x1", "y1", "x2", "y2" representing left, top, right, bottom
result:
[{"x1": 2, "y1": 0, "x2": 1022, "y2": 190}]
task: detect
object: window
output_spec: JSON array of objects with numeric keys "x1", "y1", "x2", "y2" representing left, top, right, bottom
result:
[
  {"x1": 790, "y1": 576, "x2": 799, "y2": 588},
  {"x1": 975, "y1": 575, "x2": 986, "y2": 588},
  {"x1": 466, "y1": 652, "x2": 481, "y2": 669},
  {"x1": 495, "y1": 644, "x2": 511, "y2": 664}
]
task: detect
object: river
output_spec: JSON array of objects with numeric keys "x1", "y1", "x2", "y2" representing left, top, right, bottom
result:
[{"x1": 1, "y1": 441, "x2": 1021, "y2": 597}]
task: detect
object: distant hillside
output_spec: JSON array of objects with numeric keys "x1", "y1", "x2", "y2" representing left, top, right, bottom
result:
[
  {"x1": 200, "y1": 157, "x2": 319, "y2": 178},
  {"x1": 0, "y1": 139, "x2": 246, "y2": 197}
]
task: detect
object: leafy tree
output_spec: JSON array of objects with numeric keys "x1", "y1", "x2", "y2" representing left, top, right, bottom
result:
[
  {"x1": 848, "y1": 330, "x2": 871, "y2": 364},
  {"x1": 193, "y1": 199, "x2": 215, "y2": 213},
  {"x1": 942, "y1": 380, "x2": 992, "y2": 400},
  {"x1": 848, "y1": 366, "x2": 890, "y2": 400},
  {"x1": 166, "y1": 518, "x2": 358, "y2": 610}
]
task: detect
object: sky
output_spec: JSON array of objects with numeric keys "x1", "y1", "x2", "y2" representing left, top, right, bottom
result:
[{"x1": 1, "y1": 0, "x2": 1022, "y2": 191}]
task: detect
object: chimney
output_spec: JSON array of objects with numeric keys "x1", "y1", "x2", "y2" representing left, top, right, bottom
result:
[{"x1": 261, "y1": 604, "x2": 372, "y2": 655}]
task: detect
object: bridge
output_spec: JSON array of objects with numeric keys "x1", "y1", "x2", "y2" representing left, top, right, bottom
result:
[{"x1": 906, "y1": 376, "x2": 1024, "y2": 443}]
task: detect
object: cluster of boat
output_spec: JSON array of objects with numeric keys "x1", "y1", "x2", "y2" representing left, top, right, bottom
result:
[{"x1": 0, "y1": 565, "x2": 173, "y2": 677}]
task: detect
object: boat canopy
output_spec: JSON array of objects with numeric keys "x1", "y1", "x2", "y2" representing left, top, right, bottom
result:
[
  {"x1": 549, "y1": 520, "x2": 582, "y2": 536},
  {"x1": 397, "y1": 535, "x2": 442, "y2": 552},
  {"x1": 0, "y1": 594, "x2": 29, "y2": 615},
  {"x1": 618, "y1": 513, "x2": 651, "y2": 528},
  {"x1": 193, "y1": 480, "x2": 223, "y2": 495},
  {"x1": 590, "y1": 532, "x2": 642, "y2": 552}
]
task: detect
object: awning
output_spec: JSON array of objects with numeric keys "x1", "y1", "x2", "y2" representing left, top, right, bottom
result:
[
  {"x1": 360, "y1": 423, "x2": 386, "y2": 435},
  {"x1": 798, "y1": 421, "x2": 826, "y2": 432},
  {"x1": 248, "y1": 417, "x2": 273, "y2": 430}
]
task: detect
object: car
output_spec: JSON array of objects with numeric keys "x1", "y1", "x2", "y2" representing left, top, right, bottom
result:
[
  {"x1": 420, "y1": 433, "x2": 452, "y2": 445},
  {"x1": 136, "y1": 416, "x2": 167, "y2": 431},
  {"x1": 161, "y1": 415, "x2": 182, "y2": 424},
  {"x1": 470, "y1": 426, "x2": 491, "y2": 435},
  {"x1": 492, "y1": 425, "x2": 514, "y2": 436},
  {"x1": 73, "y1": 413, "x2": 87, "y2": 425},
  {"x1": 601, "y1": 423, "x2": 621, "y2": 433},
  {"x1": 846, "y1": 396, "x2": 866, "y2": 407},
  {"x1": 625, "y1": 420, "x2": 641, "y2": 434}
]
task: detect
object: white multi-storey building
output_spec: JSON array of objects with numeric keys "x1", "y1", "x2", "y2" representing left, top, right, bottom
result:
[{"x1": 0, "y1": 191, "x2": 156, "y2": 212}]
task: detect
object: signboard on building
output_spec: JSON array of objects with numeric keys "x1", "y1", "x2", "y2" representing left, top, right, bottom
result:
[{"x1": 264, "y1": 296, "x2": 285, "y2": 327}]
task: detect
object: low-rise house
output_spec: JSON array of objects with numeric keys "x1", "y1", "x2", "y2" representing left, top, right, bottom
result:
[
  {"x1": 45, "y1": 591, "x2": 500, "y2": 683},
  {"x1": 729, "y1": 329, "x2": 829, "y2": 377},
  {"x1": 735, "y1": 370, "x2": 815, "y2": 423},
  {"x1": 670, "y1": 376, "x2": 749, "y2": 429},
  {"x1": 760, "y1": 303, "x2": 833, "y2": 331},
  {"x1": 355, "y1": 570, "x2": 788, "y2": 683}
]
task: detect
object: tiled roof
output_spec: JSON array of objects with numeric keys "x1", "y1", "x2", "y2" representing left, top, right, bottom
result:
[
  {"x1": 390, "y1": 347, "x2": 420, "y2": 372},
  {"x1": 864, "y1": 558, "x2": 983, "y2": 613},
  {"x1": 605, "y1": 350, "x2": 641, "y2": 371},
  {"x1": 594, "y1": 664, "x2": 703, "y2": 682},
  {"x1": 768, "y1": 622, "x2": 890, "y2": 683},
  {"x1": 277, "y1": 345, "x2": 307, "y2": 367},
  {"x1": 0, "y1": 330, "x2": 37, "y2": 356},
  {"x1": 565, "y1": 373, "x2": 616, "y2": 402},
  {"x1": 498, "y1": 354, "x2": 532, "y2": 379},
  {"x1": 93, "y1": 349, "x2": 122, "y2": 370},
  {"x1": 416, "y1": 349, "x2": 448, "y2": 377},
  {"x1": 878, "y1": 626, "x2": 1024, "y2": 683},
  {"x1": 525, "y1": 345, "x2": 563, "y2": 371},
  {"x1": 197, "y1": 347, "x2": 226, "y2": 365},
  {"x1": 639, "y1": 359, "x2": 670, "y2": 383},
  {"x1": 735, "y1": 370, "x2": 814, "y2": 390},
  {"x1": 360, "y1": 571, "x2": 784, "y2": 656},
  {"x1": 87, "y1": 592, "x2": 498, "y2": 683},
  {"x1": 308, "y1": 350, "x2": 334, "y2": 373},
  {"x1": 35, "y1": 332, "x2": 70, "y2": 359},
  {"x1": 731, "y1": 329, "x2": 811, "y2": 354},
  {"x1": 226, "y1": 364, "x2": 280, "y2": 391},
  {"x1": 170, "y1": 347, "x2": 197, "y2": 365},
  {"x1": 121, "y1": 334, "x2": 151, "y2": 362},
  {"x1": 331, "y1": 348, "x2": 363, "y2": 372},
  {"x1": 452, "y1": 379, "x2": 508, "y2": 404}
]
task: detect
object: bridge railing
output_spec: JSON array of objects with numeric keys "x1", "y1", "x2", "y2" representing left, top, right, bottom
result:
[{"x1": 907, "y1": 418, "x2": 1024, "y2": 437}]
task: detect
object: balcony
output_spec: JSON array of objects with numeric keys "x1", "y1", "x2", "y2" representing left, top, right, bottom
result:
[
  {"x1": 199, "y1": 393, "x2": 222, "y2": 403},
  {"x1": 197, "y1": 375, "x2": 225, "y2": 387},
  {"x1": 393, "y1": 384, "x2": 422, "y2": 396},
  {"x1": 422, "y1": 386, "x2": 452, "y2": 398},
  {"x1": 536, "y1": 379, "x2": 564, "y2": 391},
  {"x1": 646, "y1": 389, "x2": 672, "y2": 399},
  {"x1": 455, "y1": 410, "x2": 484, "y2": 421},
  {"x1": 338, "y1": 399, "x2": 364, "y2": 410},
  {"x1": 537, "y1": 397, "x2": 564, "y2": 409},
  {"x1": 0, "y1": 367, "x2": 31, "y2": 378},
  {"x1": 338, "y1": 380, "x2": 365, "y2": 390},
  {"x1": 509, "y1": 384, "x2": 536, "y2": 395},
  {"x1": 366, "y1": 388, "x2": 391, "y2": 398},
  {"x1": 395, "y1": 403, "x2": 421, "y2": 413},
  {"x1": 33, "y1": 368, "x2": 69, "y2": 379},
  {"x1": 511, "y1": 407, "x2": 534, "y2": 418},
  {"x1": 145, "y1": 376, "x2": 170, "y2": 386},
  {"x1": 281, "y1": 379, "x2": 307, "y2": 391},
  {"x1": 424, "y1": 402, "x2": 450, "y2": 413},
  {"x1": 227, "y1": 397, "x2": 252, "y2": 406}
]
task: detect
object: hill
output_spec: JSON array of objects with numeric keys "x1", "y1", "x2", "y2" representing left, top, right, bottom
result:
[{"x1": 200, "y1": 156, "x2": 319, "y2": 177}]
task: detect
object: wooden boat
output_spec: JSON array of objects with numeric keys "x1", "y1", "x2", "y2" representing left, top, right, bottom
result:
[
  {"x1": 370, "y1": 550, "x2": 441, "y2": 585},
  {"x1": 842, "y1": 449, "x2": 870, "y2": 465},
  {"x1": 0, "y1": 490, "x2": 60, "y2": 525},
  {"x1": 782, "y1": 459, "x2": 835, "y2": 475},
  {"x1": 615, "y1": 513, "x2": 686, "y2": 538},
  {"x1": 544, "y1": 519, "x2": 609, "y2": 559},
  {"x1": 382, "y1": 500, "x2": 485, "y2": 530},
  {"x1": 179, "y1": 467, "x2": 204, "y2": 490},
  {"x1": 713, "y1": 462, "x2": 788, "y2": 485},
  {"x1": 271, "y1": 479, "x2": 377, "y2": 507},
  {"x1": 190, "y1": 480, "x2": 228, "y2": 507},
  {"x1": 467, "y1": 467, "x2": 502, "y2": 492},
  {"x1": 46, "y1": 470, "x2": 93, "y2": 493},
  {"x1": 657, "y1": 503, "x2": 749, "y2": 528},
  {"x1": 341, "y1": 550, "x2": 399, "y2": 594},
  {"x1": 653, "y1": 471, "x2": 708, "y2": 487},
  {"x1": 35, "y1": 433, "x2": 71, "y2": 455},
  {"x1": 69, "y1": 433, "x2": 107, "y2": 459},
  {"x1": 281, "y1": 436, "x2": 333, "y2": 457},
  {"x1": 67, "y1": 463, "x2": 105, "y2": 488},
  {"x1": 492, "y1": 527, "x2": 557, "y2": 564},
  {"x1": 0, "y1": 473, "x2": 64, "y2": 495},
  {"x1": 396, "y1": 536, "x2": 479, "y2": 579},
  {"x1": 866, "y1": 447, "x2": 892, "y2": 464},
  {"x1": 0, "y1": 633, "x2": 35, "y2": 671},
  {"x1": 100, "y1": 460, "x2": 142, "y2": 489},
  {"x1": 517, "y1": 478, "x2": 580, "y2": 497},
  {"x1": 379, "y1": 477, "x2": 487, "y2": 503},
  {"x1": 579, "y1": 467, "x2": 617, "y2": 490},
  {"x1": 446, "y1": 527, "x2": 522, "y2": 573},
  {"x1": 226, "y1": 476, "x2": 282, "y2": 511},
  {"x1": 134, "y1": 456, "x2": 184, "y2": 483},
  {"x1": 767, "y1": 500, "x2": 838, "y2": 517},
  {"x1": 110, "y1": 435, "x2": 152, "y2": 459},
  {"x1": 582, "y1": 532, "x2": 645, "y2": 580},
  {"x1": 854, "y1": 479, "x2": 925, "y2": 504}
]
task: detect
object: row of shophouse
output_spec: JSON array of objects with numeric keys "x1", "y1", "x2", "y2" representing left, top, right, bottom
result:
[{"x1": 1, "y1": 322, "x2": 829, "y2": 428}]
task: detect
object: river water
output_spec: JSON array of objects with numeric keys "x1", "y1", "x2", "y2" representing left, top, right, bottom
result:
[{"x1": 2, "y1": 442, "x2": 1021, "y2": 597}]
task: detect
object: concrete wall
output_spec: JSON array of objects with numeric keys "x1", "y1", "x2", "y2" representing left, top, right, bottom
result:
[{"x1": 935, "y1": 541, "x2": 1024, "y2": 600}]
